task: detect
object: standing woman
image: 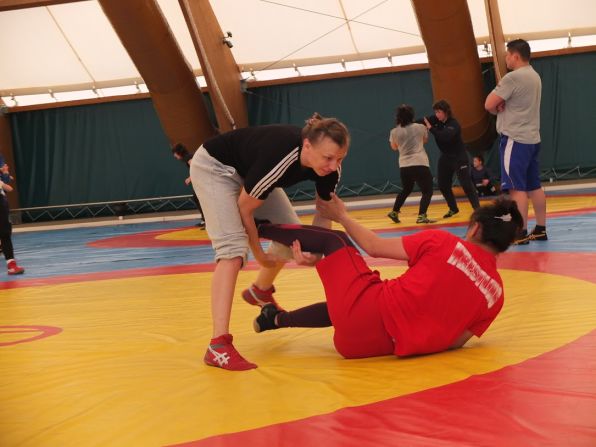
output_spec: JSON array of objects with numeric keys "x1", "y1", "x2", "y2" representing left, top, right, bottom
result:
[
  {"x1": 190, "y1": 114, "x2": 350, "y2": 371},
  {"x1": 387, "y1": 104, "x2": 434, "y2": 224},
  {"x1": 422, "y1": 100, "x2": 479, "y2": 218},
  {"x1": 0, "y1": 162, "x2": 24, "y2": 275}
]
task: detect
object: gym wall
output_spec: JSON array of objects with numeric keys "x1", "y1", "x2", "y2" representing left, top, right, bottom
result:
[{"x1": 9, "y1": 50, "x2": 596, "y2": 209}]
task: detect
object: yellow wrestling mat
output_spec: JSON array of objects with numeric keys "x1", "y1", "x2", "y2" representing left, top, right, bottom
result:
[
  {"x1": 2, "y1": 192, "x2": 596, "y2": 446},
  {"x1": 1, "y1": 266, "x2": 596, "y2": 446}
]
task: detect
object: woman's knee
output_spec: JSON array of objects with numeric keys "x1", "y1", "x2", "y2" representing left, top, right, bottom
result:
[{"x1": 212, "y1": 232, "x2": 249, "y2": 263}]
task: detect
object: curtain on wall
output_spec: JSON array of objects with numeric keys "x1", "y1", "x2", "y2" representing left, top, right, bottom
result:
[
  {"x1": 10, "y1": 51, "x2": 596, "y2": 208},
  {"x1": 11, "y1": 99, "x2": 190, "y2": 208}
]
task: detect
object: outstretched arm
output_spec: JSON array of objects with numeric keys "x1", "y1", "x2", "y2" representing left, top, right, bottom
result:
[{"x1": 316, "y1": 194, "x2": 409, "y2": 261}]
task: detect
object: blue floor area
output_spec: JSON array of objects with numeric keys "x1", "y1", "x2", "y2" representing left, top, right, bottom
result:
[
  {"x1": 4, "y1": 205, "x2": 596, "y2": 282},
  {"x1": 380, "y1": 211, "x2": 596, "y2": 253},
  {"x1": 7, "y1": 221, "x2": 215, "y2": 281}
]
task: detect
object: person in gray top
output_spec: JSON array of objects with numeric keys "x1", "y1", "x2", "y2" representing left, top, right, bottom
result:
[
  {"x1": 387, "y1": 104, "x2": 434, "y2": 224},
  {"x1": 485, "y1": 39, "x2": 547, "y2": 244}
]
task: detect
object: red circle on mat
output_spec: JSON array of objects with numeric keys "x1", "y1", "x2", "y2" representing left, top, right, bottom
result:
[{"x1": 0, "y1": 325, "x2": 62, "y2": 346}]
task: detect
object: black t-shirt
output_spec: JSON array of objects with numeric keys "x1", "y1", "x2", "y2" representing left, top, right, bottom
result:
[
  {"x1": 203, "y1": 125, "x2": 340, "y2": 200},
  {"x1": 181, "y1": 152, "x2": 192, "y2": 164}
]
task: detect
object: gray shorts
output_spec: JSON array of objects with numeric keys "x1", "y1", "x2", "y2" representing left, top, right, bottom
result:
[{"x1": 189, "y1": 145, "x2": 300, "y2": 263}]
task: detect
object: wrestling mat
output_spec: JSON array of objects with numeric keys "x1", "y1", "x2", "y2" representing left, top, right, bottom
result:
[{"x1": 1, "y1": 189, "x2": 595, "y2": 446}]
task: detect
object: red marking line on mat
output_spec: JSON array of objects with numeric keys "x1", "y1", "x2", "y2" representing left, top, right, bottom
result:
[
  {"x1": 0, "y1": 264, "x2": 218, "y2": 289},
  {"x1": 3, "y1": 252, "x2": 595, "y2": 290},
  {"x1": 87, "y1": 228, "x2": 211, "y2": 248},
  {"x1": 0, "y1": 325, "x2": 62, "y2": 346},
  {"x1": 169, "y1": 329, "x2": 596, "y2": 447}
]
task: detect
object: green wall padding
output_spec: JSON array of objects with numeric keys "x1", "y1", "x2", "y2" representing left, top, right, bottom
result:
[
  {"x1": 9, "y1": 51, "x2": 596, "y2": 209},
  {"x1": 11, "y1": 99, "x2": 191, "y2": 207}
]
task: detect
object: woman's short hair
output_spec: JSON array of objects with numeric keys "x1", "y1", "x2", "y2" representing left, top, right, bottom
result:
[
  {"x1": 432, "y1": 99, "x2": 452, "y2": 118},
  {"x1": 302, "y1": 113, "x2": 351, "y2": 149},
  {"x1": 395, "y1": 104, "x2": 414, "y2": 127}
]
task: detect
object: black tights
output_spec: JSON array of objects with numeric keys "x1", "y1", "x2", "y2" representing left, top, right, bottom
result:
[
  {"x1": 258, "y1": 223, "x2": 355, "y2": 257},
  {"x1": 437, "y1": 154, "x2": 480, "y2": 211},
  {"x1": 0, "y1": 196, "x2": 14, "y2": 260},
  {"x1": 392, "y1": 165, "x2": 434, "y2": 215},
  {"x1": 258, "y1": 223, "x2": 358, "y2": 328}
]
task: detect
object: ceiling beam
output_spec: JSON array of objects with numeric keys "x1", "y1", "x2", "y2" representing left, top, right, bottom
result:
[
  {"x1": 98, "y1": 0, "x2": 216, "y2": 149},
  {"x1": 0, "y1": 0, "x2": 87, "y2": 12},
  {"x1": 412, "y1": 0, "x2": 493, "y2": 150},
  {"x1": 485, "y1": 0, "x2": 507, "y2": 82},
  {"x1": 180, "y1": 0, "x2": 248, "y2": 131}
]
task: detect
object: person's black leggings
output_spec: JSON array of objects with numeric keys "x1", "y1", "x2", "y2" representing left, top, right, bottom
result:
[
  {"x1": 0, "y1": 196, "x2": 15, "y2": 260},
  {"x1": 257, "y1": 223, "x2": 358, "y2": 328},
  {"x1": 437, "y1": 154, "x2": 480, "y2": 212},
  {"x1": 258, "y1": 223, "x2": 355, "y2": 256},
  {"x1": 392, "y1": 165, "x2": 434, "y2": 215}
]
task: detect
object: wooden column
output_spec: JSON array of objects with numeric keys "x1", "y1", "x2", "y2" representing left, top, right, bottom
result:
[
  {"x1": 412, "y1": 0, "x2": 495, "y2": 151},
  {"x1": 485, "y1": 0, "x2": 508, "y2": 82},
  {"x1": 98, "y1": 0, "x2": 215, "y2": 150},
  {"x1": 179, "y1": 0, "x2": 248, "y2": 132}
]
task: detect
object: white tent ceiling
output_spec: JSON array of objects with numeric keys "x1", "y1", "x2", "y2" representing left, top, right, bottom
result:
[{"x1": 0, "y1": 0, "x2": 595, "y2": 102}]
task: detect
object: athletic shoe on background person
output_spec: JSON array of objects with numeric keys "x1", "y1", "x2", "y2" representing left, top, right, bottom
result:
[
  {"x1": 513, "y1": 230, "x2": 530, "y2": 245},
  {"x1": 528, "y1": 226, "x2": 548, "y2": 241},
  {"x1": 7, "y1": 259, "x2": 24, "y2": 275},
  {"x1": 416, "y1": 214, "x2": 434, "y2": 224},
  {"x1": 387, "y1": 211, "x2": 400, "y2": 223},
  {"x1": 443, "y1": 209, "x2": 459, "y2": 218}
]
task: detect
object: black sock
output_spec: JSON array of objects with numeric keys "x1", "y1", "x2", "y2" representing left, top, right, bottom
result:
[
  {"x1": 534, "y1": 225, "x2": 546, "y2": 232},
  {"x1": 276, "y1": 302, "x2": 331, "y2": 328}
]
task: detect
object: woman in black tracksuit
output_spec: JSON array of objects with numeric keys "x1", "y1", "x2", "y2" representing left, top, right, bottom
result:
[{"x1": 421, "y1": 100, "x2": 479, "y2": 218}]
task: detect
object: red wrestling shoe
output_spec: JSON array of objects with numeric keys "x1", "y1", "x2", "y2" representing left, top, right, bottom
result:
[
  {"x1": 241, "y1": 284, "x2": 284, "y2": 310},
  {"x1": 204, "y1": 334, "x2": 257, "y2": 371},
  {"x1": 7, "y1": 259, "x2": 24, "y2": 275}
]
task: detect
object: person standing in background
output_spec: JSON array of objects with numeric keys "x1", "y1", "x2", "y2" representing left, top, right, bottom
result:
[
  {"x1": 387, "y1": 104, "x2": 434, "y2": 224},
  {"x1": 485, "y1": 38, "x2": 547, "y2": 245},
  {"x1": 0, "y1": 157, "x2": 24, "y2": 275},
  {"x1": 421, "y1": 100, "x2": 480, "y2": 218}
]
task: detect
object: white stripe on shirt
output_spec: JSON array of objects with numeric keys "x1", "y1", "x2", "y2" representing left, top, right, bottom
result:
[{"x1": 249, "y1": 147, "x2": 300, "y2": 198}]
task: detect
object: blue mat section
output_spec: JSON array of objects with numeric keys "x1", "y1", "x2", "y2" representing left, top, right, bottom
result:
[
  {"x1": 379, "y1": 211, "x2": 596, "y2": 253},
  {"x1": 7, "y1": 221, "x2": 216, "y2": 281},
  {"x1": 4, "y1": 206, "x2": 596, "y2": 282}
]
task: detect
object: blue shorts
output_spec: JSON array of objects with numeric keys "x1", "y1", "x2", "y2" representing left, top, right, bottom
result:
[{"x1": 499, "y1": 135, "x2": 542, "y2": 192}]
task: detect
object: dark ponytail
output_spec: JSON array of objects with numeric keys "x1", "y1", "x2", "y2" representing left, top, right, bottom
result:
[{"x1": 469, "y1": 197, "x2": 523, "y2": 252}]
